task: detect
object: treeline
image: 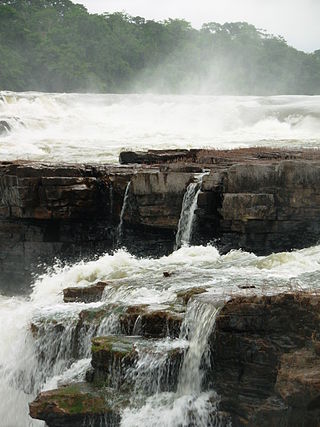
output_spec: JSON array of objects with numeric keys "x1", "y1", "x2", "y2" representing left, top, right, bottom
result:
[{"x1": 1, "y1": 0, "x2": 320, "y2": 94}]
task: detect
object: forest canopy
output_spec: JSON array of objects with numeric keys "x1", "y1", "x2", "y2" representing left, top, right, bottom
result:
[{"x1": 1, "y1": 0, "x2": 320, "y2": 94}]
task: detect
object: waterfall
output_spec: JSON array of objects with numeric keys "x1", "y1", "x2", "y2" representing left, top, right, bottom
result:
[
  {"x1": 117, "y1": 181, "x2": 131, "y2": 245},
  {"x1": 121, "y1": 298, "x2": 227, "y2": 427},
  {"x1": 175, "y1": 172, "x2": 208, "y2": 249},
  {"x1": 178, "y1": 299, "x2": 221, "y2": 395}
]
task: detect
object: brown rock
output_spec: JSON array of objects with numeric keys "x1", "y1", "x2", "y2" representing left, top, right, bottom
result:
[
  {"x1": 276, "y1": 349, "x2": 320, "y2": 409},
  {"x1": 29, "y1": 382, "x2": 122, "y2": 427},
  {"x1": 209, "y1": 292, "x2": 320, "y2": 426},
  {"x1": 63, "y1": 282, "x2": 108, "y2": 303}
]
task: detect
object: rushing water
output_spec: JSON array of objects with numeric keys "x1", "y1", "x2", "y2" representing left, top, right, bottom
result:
[
  {"x1": 175, "y1": 172, "x2": 208, "y2": 249},
  {"x1": 117, "y1": 182, "x2": 131, "y2": 245},
  {"x1": 2, "y1": 92, "x2": 320, "y2": 163},
  {"x1": 2, "y1": 91, "x2": 320, "y2": 426},
  {"x1": 1, "y1": 245, "x2": 320, "y2": 426}
]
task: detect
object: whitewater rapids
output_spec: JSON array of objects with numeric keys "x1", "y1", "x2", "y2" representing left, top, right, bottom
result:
[
  {"x1": 1, "y1": 92, "x2": 320, "y2": 163},
  {"x1": 1, "y1": 245, "x2": 320, "y2": 426}
]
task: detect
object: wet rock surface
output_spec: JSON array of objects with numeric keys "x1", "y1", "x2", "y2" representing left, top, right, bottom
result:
[
  {"x1": 29, "y1": 382, "x2": 122, "y2": 427},
  {"x1": 210, "y1": 293, "x2": 320, "y2": 426},
  {"x1": 3, "y1": 148, "x2": 320, "y2": 292},
  {"x1": 63, "y1": 282, "x2": 109, "y2": 303},
  {"x1": 28, "y1": 271, "x2": 320, "y2": 427},
  {"x1": 3, "y1": 149, "x2": 320, "y2": 291}
]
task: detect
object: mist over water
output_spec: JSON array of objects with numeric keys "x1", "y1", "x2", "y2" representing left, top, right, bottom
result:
[{"x1": 1, "y1": 92, "x2": 320, "y2": 163}]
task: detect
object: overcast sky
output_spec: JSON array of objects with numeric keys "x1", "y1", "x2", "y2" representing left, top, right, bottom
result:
[{"x1": 76, "y1": 0, "x2": 319, "y2": 52}]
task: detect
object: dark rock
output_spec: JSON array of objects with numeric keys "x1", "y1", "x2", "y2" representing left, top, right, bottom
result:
[
  {"x1": 163, "y1": 271, "x2": 172, "y2": 277},
  {"x1": 91, "y1": 336, "x2": 138, "y2": 388},
  {"x1": 119, "y1": 149, "x2": 190, "y2": 165},
  {"x1": 119, "y1": 305, "x2": 184, "y2": 338},
  {"x1": 209, "y1": 292, "x2": 320, "y2": 426},
  {"x1": 276, "y1": 349, "x2": 320, "y2": 409}
]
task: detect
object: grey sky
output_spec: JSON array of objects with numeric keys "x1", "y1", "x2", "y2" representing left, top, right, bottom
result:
[{"x1": 76, "y1": 0, "x2": 320, "y2": 52}]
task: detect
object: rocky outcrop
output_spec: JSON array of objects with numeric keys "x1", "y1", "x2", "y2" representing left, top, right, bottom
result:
[
  {"x1": 210, "y1": 293, "x2": 320, "y2": 426},
  {"x1": 3, "y1": 148, "x2": 320, "y2": 292},
  {"x1": 198, "y1": 159, "x2": 320, "y2": 254}
]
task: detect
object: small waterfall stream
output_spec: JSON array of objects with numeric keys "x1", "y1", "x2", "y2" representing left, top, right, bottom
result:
[
  {"x1": 178, "y1": 299, "x2": 221, "y2": 395},
  {"x1": 175, "y1": 172, "x2": 208, "y2": 249},
  {"x1": 116, "y1": 181, "x2": 131, "y2": 245},
  {"x1": 121, "y1": 298, "x2": 227, "y2": 427}
]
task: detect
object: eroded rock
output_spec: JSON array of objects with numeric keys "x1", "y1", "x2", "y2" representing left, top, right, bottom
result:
[{"x1": 63, "y1": 282, "x2": 109, "y2": 303}]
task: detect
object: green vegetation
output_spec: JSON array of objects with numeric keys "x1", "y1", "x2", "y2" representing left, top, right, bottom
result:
[{"x1": 1, "y1": 0, "x2": 320, "y2": 94}]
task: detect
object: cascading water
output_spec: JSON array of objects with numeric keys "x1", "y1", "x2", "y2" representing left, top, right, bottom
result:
[
  {"x1": 121, "y1": 298, "x2": 227, "y2": 427},
  {"x1": 117, "y1": 182, "x2": 131, "y2": 245},
  {"x1": 1, "y1": 242, "x2": 320, "y2": 425},
  {"x1": 175, "y1": 172, "x2": 208, "y2": 249},
  {"x1": 178, "y1": 299, "x2": 222, "y2": 395}
]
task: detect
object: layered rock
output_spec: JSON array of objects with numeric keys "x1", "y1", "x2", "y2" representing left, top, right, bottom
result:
[
  {"x1": 29, "y1": 284, "x2": 320, "y2": 427},
  {"x1": 3, "y1": 148, "x2": 320, "y2": 292},
  {"x1": 210, "y1": 293, "x2": 320, "y2": 426}
]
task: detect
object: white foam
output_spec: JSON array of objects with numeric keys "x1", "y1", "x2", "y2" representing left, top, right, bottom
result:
[{"x1": 2, "y1": 92, "x2": 320, "y2": 163}]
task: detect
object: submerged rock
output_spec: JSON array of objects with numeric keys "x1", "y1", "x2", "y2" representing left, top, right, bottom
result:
[
  {"x1": 90, "y1": 335, "x2": 185, "y2": 393},
  {"x1": 0, "y1": 120, "x2": 11, "y2": 135},
  {"x1": 176, "y1": 287, "x2": 208, "y2": 305}
]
